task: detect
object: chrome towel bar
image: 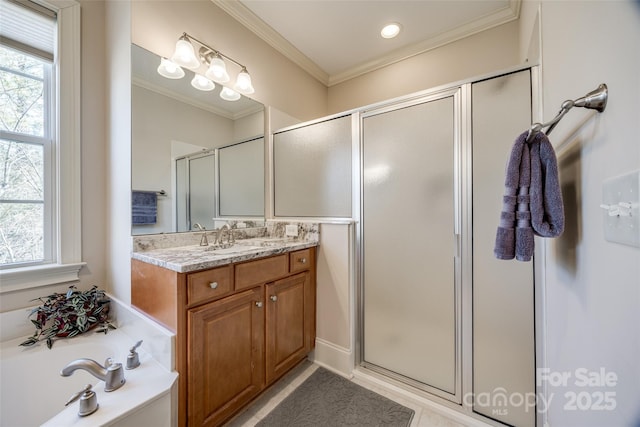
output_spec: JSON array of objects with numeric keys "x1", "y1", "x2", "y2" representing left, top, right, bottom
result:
[{"x1": 526, "y1": 83, "x2": 608, "y2": 143}]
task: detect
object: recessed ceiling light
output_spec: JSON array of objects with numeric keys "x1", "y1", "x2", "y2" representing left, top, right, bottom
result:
[{"x1": 380, "y1": 23, "x2": 401, "y2": 39}]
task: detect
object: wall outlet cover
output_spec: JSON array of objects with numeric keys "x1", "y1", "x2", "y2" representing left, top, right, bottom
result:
[
  {"x1": 602, "y1": 170, "x2": 640, "y2": 248},
  {"x1": 285, "y1": 224, "x2": 298, "y2": 237}
]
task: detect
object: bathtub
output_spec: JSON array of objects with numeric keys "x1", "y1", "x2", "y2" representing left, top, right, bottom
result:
[{"x1": 0, "y1": 297, "x2": 177, "y2": 427}]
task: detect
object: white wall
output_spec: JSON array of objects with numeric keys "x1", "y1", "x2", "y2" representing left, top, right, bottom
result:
[
  {"x1": 521, "y1": 2, "x2": 640, "y2": 426},
  {"x1": 327, "y1": 20, "x2": 521, "y2": 114},
  {"x1": 312, "y1": 223, "x2": 355, "y2": 375},
  {"x1": 105, "y1": 0, "x2": 132, "y2": 304},
  {"x1": 233, "y1": 110, "x2": 264, "y2": 142}
]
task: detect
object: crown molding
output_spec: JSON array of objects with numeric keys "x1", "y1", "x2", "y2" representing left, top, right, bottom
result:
[
  {"x1": 132, "y1": 77, "x2": 262, "y2": 120},
  {"x1": 329, "y1": 0, "x2": 521, "y2": 86},
  {"x1": 214, "y1": 0, "x2": 520, "y2": 87},
  {"x1": 212, "y1": 0, "x2": 330, "y2": 86}
]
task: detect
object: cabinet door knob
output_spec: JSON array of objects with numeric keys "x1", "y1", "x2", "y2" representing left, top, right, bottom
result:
[
  {"x1": 298, "y1": 258, "x2": 307, "y2": 264},
  {"x1": 270, "y1": 295, "x2": 278, "y2": 302},
  {"x1": 209, "y1": 282, "x2": 218, "y2": 289},
  {"x1": 255, "y1": 301, "x2": 263, "y2": 308}
]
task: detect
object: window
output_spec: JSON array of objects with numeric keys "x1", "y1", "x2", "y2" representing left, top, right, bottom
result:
[
  {"x1": 0, "y1": 0, "x2": 83, "y2": 291},
  {"x1": 0, "y1": 45, "x2": 53, "y2": 267}
]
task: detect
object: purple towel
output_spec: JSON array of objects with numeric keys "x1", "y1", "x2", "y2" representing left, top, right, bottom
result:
[
  {"x1": 494, "y1": 131, "x2": 564, "y2": 261},
  {"x1": 530, "y1": 134, "x2": 564, "y2": 237},
  {"x1": 494, "y1": 131, "x2": 534, "y2": 261}
]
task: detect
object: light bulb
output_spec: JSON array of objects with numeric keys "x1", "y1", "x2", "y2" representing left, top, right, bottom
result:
[
  {"x1": 233, "y1": 68, "x2": 255, "y2": 95},
  {"x1": 157, "y1": 58, "x2": 185, "y2": 79},
  {"x1": 205, "y1": 54, "x2": 230, "y2": 83},
  {"x1": 171, "y1": 35, "x2": 200, "y2": 70},
  {"x1": 191, "y1": 74, "x2": 215, "y2": 91},
  {"x1": 220, "y1": 87, "x2": 241, "y2": 101}
]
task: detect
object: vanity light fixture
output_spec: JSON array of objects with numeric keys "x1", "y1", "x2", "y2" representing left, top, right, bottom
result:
[
  {"x1": 204, "y1": 51, "x2": 230, "y2": 83},
  {"x1": 220, "y1": 87, "x2": 241, "y2": 101},
  {"x1": 157, "y1": 57, "x2": 185, "y2": 79},
  {"x1": 380, "y1": 23, "x2": 401, "y2": 39},
  {"x1": 171, "y1": 34, "x2": 201, "y2": 69},
  {"x1": 161, "y1": 32, "x2": 256, "y2": 95},
  {"x1": 191, "y1": 74, "x2": 215, "y2": 91}
]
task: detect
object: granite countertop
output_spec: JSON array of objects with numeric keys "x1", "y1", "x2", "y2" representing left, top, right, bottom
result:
[
  {"x1": 132, "y1": 222, "x2": 320, "y2": 273},
  {"x1": 132, "y1": 238, "x2": 318, "y2": 273}
]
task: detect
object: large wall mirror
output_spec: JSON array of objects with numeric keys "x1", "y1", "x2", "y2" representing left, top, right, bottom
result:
[{"x1": 131, "y1": 44, "x2": 265, "y2": 235}]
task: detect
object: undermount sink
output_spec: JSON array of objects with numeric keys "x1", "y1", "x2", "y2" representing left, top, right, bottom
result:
[{"x1": 203, "y1": 245, "x2": 263, "y2": 254}]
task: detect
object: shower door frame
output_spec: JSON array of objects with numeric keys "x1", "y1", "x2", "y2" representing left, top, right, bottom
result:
[
  {"x1": 354, "y1": 65, "x2": 544, "y2": 424},
  {"x1": 356, "y1": 85, "x2": 468, "y2": 405}
]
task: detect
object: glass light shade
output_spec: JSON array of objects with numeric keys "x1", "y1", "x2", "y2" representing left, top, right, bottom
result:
[
  {"x1": 205, "y1": 55, "x2": 230, "y2": 83},
  {"x1": 171, "y1": 37, "x2": 201, "y2": 70},
  {"x1": 381, "y1": 23, "x2": 401, "y2": 39},
  {"x1": 157, "y1": 58, "x2": 185, "y2": 79},
  {"x1": 191, "y1": 74, "x2": 215, "y2": 91},
  {"x1": 220, "y1": 87, "x2": 241, "y2": 101},
  {"x1": 233, "y1": 68, "x2": 255, "y2": 95}
]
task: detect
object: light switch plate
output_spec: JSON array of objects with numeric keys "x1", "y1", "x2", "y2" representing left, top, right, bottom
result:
[
  {"x1": 602, "y1": 170, "x2": 640, "y2": 247},
  {"x1": 285, "y1": 224, "x2": 298, "y2": 237}
]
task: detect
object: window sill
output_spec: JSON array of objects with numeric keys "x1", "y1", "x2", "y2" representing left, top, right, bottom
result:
[{"x1": 0, "y1": 262, "x2": 86, "y2": 294}]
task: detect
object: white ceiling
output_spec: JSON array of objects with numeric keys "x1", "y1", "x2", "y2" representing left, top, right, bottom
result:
[{"x1": 215, "y1": 0, "x2": 521, "y2": 86}]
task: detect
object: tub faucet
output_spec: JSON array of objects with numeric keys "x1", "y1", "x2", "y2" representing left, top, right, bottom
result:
[{"x1": 60, "y1": 358, "x2": 125, "y2": 392}]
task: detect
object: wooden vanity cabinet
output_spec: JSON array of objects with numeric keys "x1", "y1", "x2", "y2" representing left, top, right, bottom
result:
[
  {"x1": 131, "y1": 247, "x2": 316, "y2": 427},
  {"x1": 265, "y1": 271, "x2": 313, "y2": 383},
  {"x1": 188, "y1": 286, "x2": 265, "y2": 426}
]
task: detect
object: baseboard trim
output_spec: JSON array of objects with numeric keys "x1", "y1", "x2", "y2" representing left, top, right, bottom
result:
[{"x1": 309, "y1": 338, "x2": 354, "y2": 377}]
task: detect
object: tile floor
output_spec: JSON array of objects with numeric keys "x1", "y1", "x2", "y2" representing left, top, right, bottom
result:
[{"x1": 225, "y1": 360, "x2": 489, "y2": 427}]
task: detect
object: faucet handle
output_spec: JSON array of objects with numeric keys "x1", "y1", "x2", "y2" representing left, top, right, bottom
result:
[
  {"x1": 126, "y1": 340, "x2": 143, "y2": 370},
  {"x1": 65, "y1": 384, "x2": 92, "y2": 406},
  {"x1": 130, "y1": 340, "x2": 143, "y2": 353},
  {"x1": 65, "y1": 384, "x2": 99, "y2": 417}
]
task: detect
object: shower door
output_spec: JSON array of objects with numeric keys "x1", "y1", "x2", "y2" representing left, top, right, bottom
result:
[
  {"x1": 175, "y1": 151, "x2": 216, "y2": 232},
  {"x1": 361, "y1": 89, "x2": 460, "y2": 400}
]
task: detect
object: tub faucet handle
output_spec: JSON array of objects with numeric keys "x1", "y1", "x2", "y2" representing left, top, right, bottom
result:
[
  {"x1": 126, "y1": 340, "x2": 143, "y2": 370},
  {"x1": 65, "y1": 384, "x2": 99, "y2": 417}
]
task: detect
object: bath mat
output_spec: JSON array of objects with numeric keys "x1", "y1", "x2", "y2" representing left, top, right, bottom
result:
[{"x1": 256, "y1": 367, "x2": 415, "y2": 427}]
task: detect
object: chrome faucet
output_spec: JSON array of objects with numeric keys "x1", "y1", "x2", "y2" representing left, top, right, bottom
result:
[
  {"x1": 60, "y1": 358, "x2": 125, "y2": 392},
  {"x1": 193, "y1": 223, "x2": 209, "y2": 246},
  {"x1": 216, "y1": 224, "x2": 234, "y2": 246}
]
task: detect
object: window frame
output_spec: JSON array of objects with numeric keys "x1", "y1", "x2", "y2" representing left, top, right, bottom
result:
[{"x1": 0, "y1": 0, "x2": 84, "y2": 293}]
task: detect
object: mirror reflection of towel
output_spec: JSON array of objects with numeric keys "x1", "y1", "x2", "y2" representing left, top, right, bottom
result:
[{"x1": 132, "y1": 191, "x2": 157, "y2": 224}]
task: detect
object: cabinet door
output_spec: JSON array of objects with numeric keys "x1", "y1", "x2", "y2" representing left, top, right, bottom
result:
[
  {"x1": 188, "y1": 287, "x2": 264, "y2": 427},
  {"x1": 265, "y1": 272, "x2": 311, "y2": 384}
]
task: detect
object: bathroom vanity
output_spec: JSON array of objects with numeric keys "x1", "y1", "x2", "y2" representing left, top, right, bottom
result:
[{"x1": 131, "y1": 224, "x2": 318, "y2": 427}]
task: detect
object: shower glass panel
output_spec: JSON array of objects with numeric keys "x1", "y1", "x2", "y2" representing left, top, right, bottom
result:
[
  {"x1": 362, "y1": 95, "x2": 457, "y2": 396},
  {"x1": 189, "y1": 153, "x2": 216, "y2": 230},
  {"x1": 472, "y1": 70, "x2": 534, "y2": 427},
  {"x1": 176, "y1": 157, "x2": 188, "y2": 232},
  {"x1": 175, "y1": 152, "x2": 216, "y2": 232}
]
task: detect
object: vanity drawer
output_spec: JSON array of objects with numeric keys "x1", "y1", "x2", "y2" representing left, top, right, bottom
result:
[
  {"x1": 289, "y1": 249, "x2": 312, "y2": 273},
  {"x1": 235, "y1": 254, "x2": 288, "y2": 290},
  {"x1": 187, "y1": 265, "x2": 233, "y2": 306}
]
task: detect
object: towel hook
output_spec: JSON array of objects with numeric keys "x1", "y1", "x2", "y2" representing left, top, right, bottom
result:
[{"x1": 526, "y1": 83, "x2": 608, "y2": 143}]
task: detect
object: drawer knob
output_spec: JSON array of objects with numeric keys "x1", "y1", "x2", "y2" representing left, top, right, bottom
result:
[
  {"x1": 298, "y1": 258, "x2": 307, "y2": 264},
  {"x1": 270, "y1": 295, "x2": 278, "y2": 302},
  {"x1": 209, "y1": 282, "x2": 218, "y2": 289},
  {"x1": 255, "y1": 301, "x2": 263, "y2": 308}
]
